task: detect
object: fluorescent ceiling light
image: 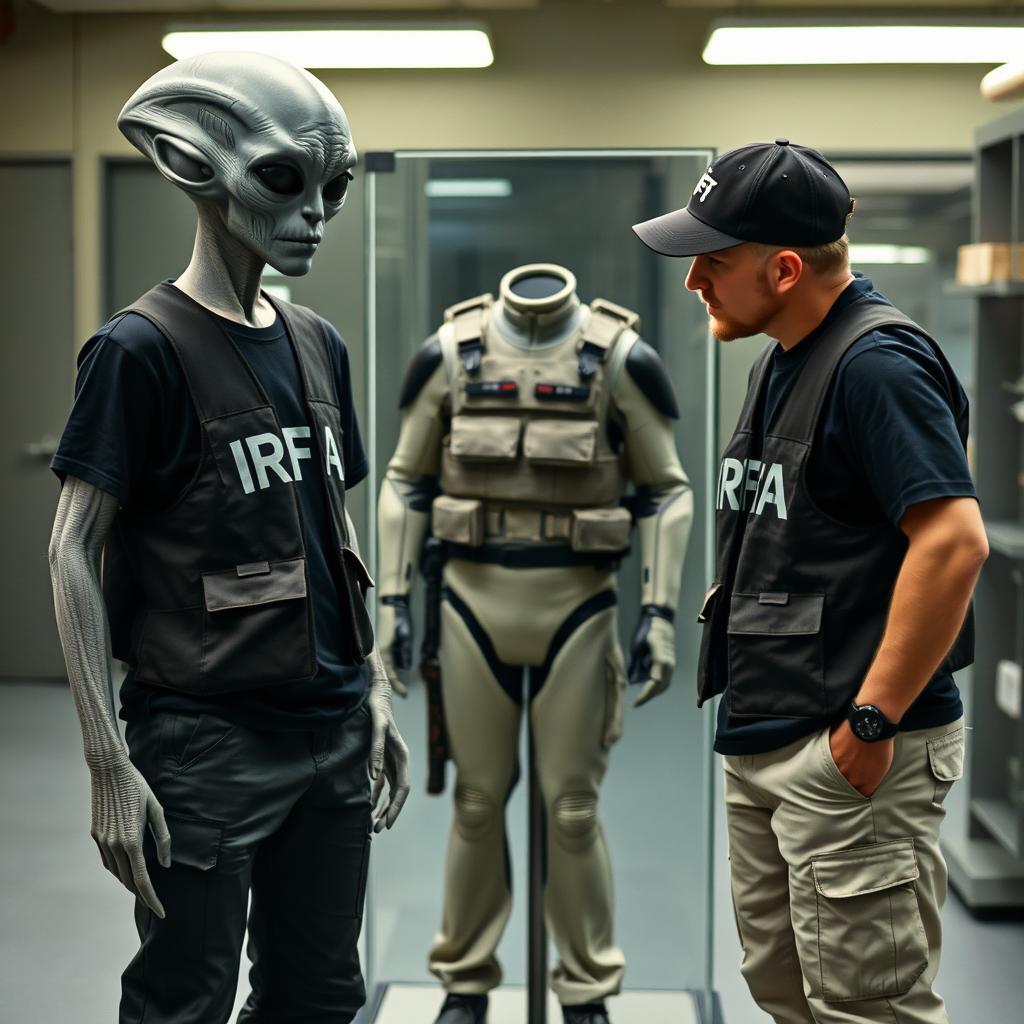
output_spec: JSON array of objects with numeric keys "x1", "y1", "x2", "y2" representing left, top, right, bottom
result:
[
  {"x1": 162, "y1": 28, "x2": 494, "y2": 69},
  {"x1": 704, "y1": 24, "x2": 1024, "y2": 65},
  {"x1": 849, "y1": 244, "x2": 931, "y2": 265},
  {"x1": 425, "y1": 179, "x2": 512, "y2": 198}
]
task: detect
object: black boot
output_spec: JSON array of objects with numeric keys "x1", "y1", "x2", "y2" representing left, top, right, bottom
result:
[
  {"x1": 434, "y1": 992, "x2": 488, "y2": 1024},
  {"x1": 562, "y1": 1002, "x2": 610, "y2": 1024}
]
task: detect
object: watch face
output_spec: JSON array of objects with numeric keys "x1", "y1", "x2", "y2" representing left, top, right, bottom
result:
[{"x1": 851, "y1": 706, "x2": 884, "y2": 741}]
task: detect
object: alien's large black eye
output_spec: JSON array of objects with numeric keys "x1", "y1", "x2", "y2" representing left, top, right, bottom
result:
[
  {"x1": 323, "y1": 171, "x2": 353, "y2": 204},
  {"x1": 255, "y1": 164, "x2": 303, "y2": 196}
]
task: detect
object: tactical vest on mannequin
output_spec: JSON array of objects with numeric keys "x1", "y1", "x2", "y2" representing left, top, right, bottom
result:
[
  {"x1": 697, "y1": 297, "x2": 974, "y2": 717},
  {"x1": 433, "y1": 264, "x2": 639, "y2": 562},
  {"x1": 102, "y1": 282, "x2": 374, "y2": 694}
]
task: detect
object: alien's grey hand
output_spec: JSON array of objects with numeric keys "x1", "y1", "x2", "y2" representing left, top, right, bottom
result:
[
  {"x1": 367, "y1": 670, "x2": 411, "y2": 831},
  {"x1": 376, "y1": 597, "x2": 412, "y2": 698},
  {"x1": 89, "y1": 754, "x2": 171, "y2": 918},
  {"x1": 628, "y1": 608, "x2": 676, "y2": 708}
]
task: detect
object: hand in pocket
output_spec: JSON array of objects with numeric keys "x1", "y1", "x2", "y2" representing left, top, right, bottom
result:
[{"x1": 829, "y1": 721, "x2": 894, "y2": 798}]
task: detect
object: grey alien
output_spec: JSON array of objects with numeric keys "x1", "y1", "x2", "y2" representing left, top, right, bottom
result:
[{"x1": 47, "y1": 52, "x2": 409, "y2": 922}]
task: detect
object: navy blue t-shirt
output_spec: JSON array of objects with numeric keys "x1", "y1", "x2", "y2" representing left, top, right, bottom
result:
[
  {"x1": 715, "y1": 276, "x2": 975, "y2": 755},
  {"x1": 52, "y1": 294, "x2": 370, "y2": 731}
]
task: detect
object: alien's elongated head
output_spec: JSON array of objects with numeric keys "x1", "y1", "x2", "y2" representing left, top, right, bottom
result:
[{"x1": 119, "y1": 52, "x2": 356, "y2": 276}]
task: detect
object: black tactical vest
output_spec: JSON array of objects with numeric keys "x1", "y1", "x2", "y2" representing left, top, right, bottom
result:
[
  {"x1": 697, "y1": 297, "x2": 974, "y2": 718},
  {"x1": 102, "y1": 282, "x2": 374, "y2": 695}
]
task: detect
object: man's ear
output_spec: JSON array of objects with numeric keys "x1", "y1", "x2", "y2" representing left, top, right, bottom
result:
[
  {"x1": 149, "y1": 133, "x2": 222, "y2": 201},
  {"x1": 772, "y1": 249, "x2": 805, "y2": 295}
]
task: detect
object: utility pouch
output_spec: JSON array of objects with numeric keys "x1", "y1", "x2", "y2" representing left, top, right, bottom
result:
[
  {"x1": 337, "y1": 546, "x2": 375, "y2": 664},
  {"x1": 449, "y1": 415, "x2": 521, "y2": 461},
  {"x1": 432, "y1": 495, "x2": 485, "y2": 547},
  {"x1": 696, "y1": 582, "x2": 728, "y2": 707},
  {"x1": 570, "y1": 506, "x2": 632, "y2": 553},
  {"x1": 523, "y1": 418, "x2": 598, "y2": 466},
  {"x1": 727, "y1": 592, "x2": 825, "y2": 718}
]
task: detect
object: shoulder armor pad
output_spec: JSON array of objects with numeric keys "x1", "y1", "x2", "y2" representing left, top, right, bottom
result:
[
  {"x1": 590, "y1": 297, "x2": 641, "y2": 334},
  {"x1": 625, "y1": 340, "x2": 680, "y2": 419},
  {"x1": 399, "y1": 334, "x2": 443, "y2": 410},
  {"x1": 443, "y1": 293, "x2": 492, "y2": 323}
]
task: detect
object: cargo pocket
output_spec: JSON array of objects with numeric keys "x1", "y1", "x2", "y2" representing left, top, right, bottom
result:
[
  {"x1": 523, "y1": 418, "x2": 597, "y2": 467},
  {"x1": 146, "y1": 813, "x2": 223, "y2": 959},
  {"x1": 811, "y1": 838, "x2": 928, "y2": 1002},
  {"x1": 696, "y1": 582, "x2": 726, "y2": 706},
  {"x1": 571, "y1": 506, "x2": 632, "y2": 553},
  {"x1": 337, "y1": 546, "x2": 375, "y2": 664},
  {"x1": 602, "y1": 645, "x2": 627, "y2": 748},
  {"x1": 432, "y1": 495, "x2": 485, "y2": 546},
  {"x1": 449, "y1": 415, "x2": 521, "y2": 461},
  {"x1": 727, "y1": 592, "x2": 825, "y2": 718},
  {"x1": 200, "y1": 557, "x2": 312, "y2": 691},
  {"x1": 927, "y1": 725, "x2": 965, "y2": 804}
]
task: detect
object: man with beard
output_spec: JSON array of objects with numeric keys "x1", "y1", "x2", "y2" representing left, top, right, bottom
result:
[{"x1": 634, "y1": 139, "x2": 986, "y2": 1024}]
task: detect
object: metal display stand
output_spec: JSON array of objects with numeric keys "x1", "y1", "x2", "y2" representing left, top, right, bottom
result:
[
  {"x1": 943, "y1": 108, "x2": 1024, "y2": 914},
  {"x1": 527, "y1": 729, "x2": 549, "y2": 1024}
]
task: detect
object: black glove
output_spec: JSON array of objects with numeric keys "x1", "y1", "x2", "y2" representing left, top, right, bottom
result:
[{"x1": 627, "y1": 604, "x2": 676, "y2": 707}]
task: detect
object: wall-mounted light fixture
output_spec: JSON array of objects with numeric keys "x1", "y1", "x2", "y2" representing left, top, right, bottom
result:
[
  {"x1": 425, "y1": 179, "x2": 513, "y2": 199},
  {"x1": 163, "y1": 26, "x2": 494, "y2": 69},
  {"x1": 849, "y1": 244, "x2": 932, "y2": 265},
  {"x1": 704, "y1": 20, "x2": 1024, "y2": 66}
]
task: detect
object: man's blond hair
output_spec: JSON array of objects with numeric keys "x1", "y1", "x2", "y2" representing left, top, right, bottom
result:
[{"x1": 752, "y1": 235, "x2": 850, "y2": 278}]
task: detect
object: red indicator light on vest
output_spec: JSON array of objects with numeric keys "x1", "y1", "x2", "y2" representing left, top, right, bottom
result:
[
  {"x1": 534, "y1": 383, "x2": 590, "y2": 402},
  {"x1": 465, "y1": 380, "x2": 519, "y2": 398}
]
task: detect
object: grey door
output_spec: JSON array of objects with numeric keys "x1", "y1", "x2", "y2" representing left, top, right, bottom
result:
[{"x1": 0, "y1": 161, "x2": 74, "y2": 679}]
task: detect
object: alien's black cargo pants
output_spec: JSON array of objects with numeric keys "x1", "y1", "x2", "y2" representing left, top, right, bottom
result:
[{"x1": 119, "y1": 700, "x2": 372, "y2": 1024}]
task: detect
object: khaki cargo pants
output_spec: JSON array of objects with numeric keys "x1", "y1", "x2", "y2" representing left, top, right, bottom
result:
[{"x1": 724, "y1": 717, "x2": 965, "y2": 1024}]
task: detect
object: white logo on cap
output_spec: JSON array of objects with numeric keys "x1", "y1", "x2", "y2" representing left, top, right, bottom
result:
[{"x1": 694, "y1": 170, "x2": 719, "y2": 203}]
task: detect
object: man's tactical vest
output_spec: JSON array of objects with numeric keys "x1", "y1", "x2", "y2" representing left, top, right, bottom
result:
[
  {"x1": 697, "y1": 296, "x2": 974, "y2": 719},
  {"x1": 431, "y1": 293, "x2": 638, "y2": 565},
  {"x1": 102, "y1": 282, "x2": 374, "y2": 696}
]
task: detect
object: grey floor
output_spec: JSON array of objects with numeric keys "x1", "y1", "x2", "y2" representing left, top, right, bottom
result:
[{"x1": 2, "y1": 680, "x2": 1023, "y2": 1023}]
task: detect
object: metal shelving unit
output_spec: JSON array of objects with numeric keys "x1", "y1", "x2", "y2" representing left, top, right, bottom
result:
[{"x1": 944, "y1": 108, "x2": 1024, "y2": 913}]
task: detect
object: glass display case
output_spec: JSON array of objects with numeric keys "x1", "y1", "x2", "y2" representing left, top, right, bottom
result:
[{"x1": 358, "y1": 149, "x2": 719, "y2": 1023}]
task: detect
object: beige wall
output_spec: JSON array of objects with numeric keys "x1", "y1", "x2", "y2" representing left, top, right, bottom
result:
[{"x1": 0, "y1": 3, "x2": 1009, "y2": 352}]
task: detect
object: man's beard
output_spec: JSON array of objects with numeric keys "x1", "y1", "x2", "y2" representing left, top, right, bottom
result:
[
  {"x1": 709, "y1": 311, "x2": 766, "y2": 341},
  {"x1": 707, "y1": 270, "x2": 777, "y2": 341}
]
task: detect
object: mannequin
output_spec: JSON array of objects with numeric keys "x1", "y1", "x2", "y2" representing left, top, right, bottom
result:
[
  {"x1": 377, "y1": 263, "x2": 694, "y2": 1024},
  {"x1": 48, "y1": 52, "x2": 408, "y2": 1024}
]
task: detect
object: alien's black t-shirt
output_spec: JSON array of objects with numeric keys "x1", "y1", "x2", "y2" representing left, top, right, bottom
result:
[{"x1": 52, "y1": 298, "x2": 370, "y2": 731}]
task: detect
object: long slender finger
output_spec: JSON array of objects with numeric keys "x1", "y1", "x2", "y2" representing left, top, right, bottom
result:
[
  {"x1": 147, "y1": 797, "x2": 172, "y2": 869},
  {"x1": 371, "y1": 771, "x2": 385, "y2": 815},
  {"x1": 110, "y1": 842, "x2": 139, "y2": 898},
  {"x1": 93, "y1": 836, "x2": 118, "y2": 878},
  {"x1": 385, "y1": 778, "x2": 411, "y2": 829},
  {"x1": 369, "y1": 708, "x2": 386, "y2": 781},
  {"x1": 129, "y1": 845, "x2": 166, "y2": 919},
  {"x1": 383, "y1": 734, "x2": 412, "y2": 829}
]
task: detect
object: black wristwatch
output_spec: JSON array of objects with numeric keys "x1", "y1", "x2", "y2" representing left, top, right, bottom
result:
[{"x1": 847, "y1": 701, "x2": 899, "y2": 742}]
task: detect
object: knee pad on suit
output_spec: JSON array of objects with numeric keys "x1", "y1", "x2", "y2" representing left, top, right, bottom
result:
[
  {"x1": 551, "y1": 792, "x2": 599, "y2": 852},
  {"x1": 454, "y1": 783, "x2": 496, "y2": 841}
]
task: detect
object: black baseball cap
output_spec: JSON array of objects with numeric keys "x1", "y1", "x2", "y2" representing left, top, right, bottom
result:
[{"x1": 633, "y1": 139, "x2": 853, "y2": 256}]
